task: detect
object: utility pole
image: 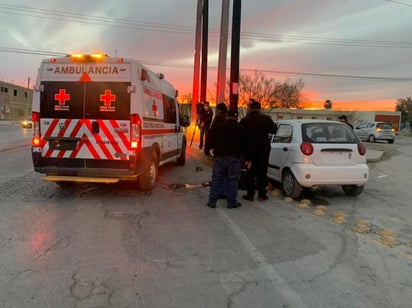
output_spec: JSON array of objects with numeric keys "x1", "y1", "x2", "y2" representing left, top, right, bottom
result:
[
  {"x1": 229, "y1": 0, "x2": 241, "y2": 112},
  {"x1": 200, "y1": 0, "x2": 209, "y2": 103},
  {"x1": 216, "y1": 0, "x2": 230, "y2": 104},
  {"x1": 191, "y1": 0, "x2": 203, "y2": 123}
]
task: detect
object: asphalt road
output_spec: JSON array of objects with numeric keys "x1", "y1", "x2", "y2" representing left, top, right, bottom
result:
[{"x1": 0, "y1": 124, "x2": 411, "y2": 308}]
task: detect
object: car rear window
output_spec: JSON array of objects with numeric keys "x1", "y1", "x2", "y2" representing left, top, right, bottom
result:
[
  {"x1": 376, "y1": 122, "x2": 392, "y2": 129},
  {"x1": 302, "y1": 123, "x2": 358, "y2": 143}
]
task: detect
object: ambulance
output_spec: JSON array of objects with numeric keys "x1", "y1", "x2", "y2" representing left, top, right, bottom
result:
[{"x1": 31, "y1": 53, "x2": 190, "y2": 190}]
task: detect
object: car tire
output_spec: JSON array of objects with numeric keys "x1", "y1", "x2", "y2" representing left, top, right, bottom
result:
[
  {"x1": 368, "y1": 135, "x2": 376, "y2": 143},
  {"x1": 282, "y1": 169, "x2": 303, "y2": 198},
  {"x1": 388, "y1": 139, "x2": 394, "y2": 144},
  {"x1": 138, "y1": 151, "x2": 159, "y2": 191},
  {"x1": 342, "y1": 185, "x2": 363, "y2": 196},
  {"x1": 176, "y1": 140, "x2": 186, "y2": 166}
]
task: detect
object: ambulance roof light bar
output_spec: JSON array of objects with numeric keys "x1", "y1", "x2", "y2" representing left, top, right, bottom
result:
[{"x1": 65, "y1": 52, "x2": 107, "y2": 62}]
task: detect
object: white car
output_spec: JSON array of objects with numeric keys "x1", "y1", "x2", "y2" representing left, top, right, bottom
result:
[
  {"x1": 354, "y1": 121, "x2": 395, "y2": 144},
  {"x1": 267, "y1": 119, "x2": 369, "y2": 198},
  {"x1": 21, "y1": 117, "x2": 33, "y2": 128}
]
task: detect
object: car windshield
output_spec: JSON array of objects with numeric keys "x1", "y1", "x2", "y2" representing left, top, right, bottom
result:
[{"x1": 302, "y1": 122, "x2": 358, "y2": 143}]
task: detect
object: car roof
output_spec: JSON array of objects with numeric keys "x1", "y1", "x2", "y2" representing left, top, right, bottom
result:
[{"x1": 275, "y1": 119, "x2": 341, "y2": 125}]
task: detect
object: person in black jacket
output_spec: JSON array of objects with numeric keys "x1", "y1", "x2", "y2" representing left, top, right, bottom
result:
[
  {"x1": 204, "y1": 102, "x2": 228, "y2": 157},
  {"x1": 206, "y1": 110, "x2": 247, "y2": 209},
  {"x1": 198, "y1": 101, "x2": 213, "y2": 150},
  {"x1": 240, "y1": 100, "x2": 277, "y2": 201}
]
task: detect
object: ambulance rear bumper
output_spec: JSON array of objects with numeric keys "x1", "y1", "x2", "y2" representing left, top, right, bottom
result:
[{"x1": 32, "y1": 151, "x2": 149, "y2": 180}]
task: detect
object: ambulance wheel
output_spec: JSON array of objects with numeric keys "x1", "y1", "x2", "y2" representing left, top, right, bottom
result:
[
  {"x1": 138, "y1": 151, "x2": 159, "y2": 191},
  {"x1": 176, "y1": 140, "x2": 186, "y2": 166},
  {"x1": 56, "y1": 181, "x2": 74, "y2": 188}
]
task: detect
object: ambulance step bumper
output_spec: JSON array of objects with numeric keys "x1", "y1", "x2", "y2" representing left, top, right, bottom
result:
[{"x1": 42, "y1": 175, "x2": 120, "y2": 184}]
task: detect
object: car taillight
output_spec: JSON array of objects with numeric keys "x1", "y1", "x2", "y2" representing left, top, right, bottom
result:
[
  {"x1": 357, "y1": 143, "x2": 366, "y2": 156},
  {"x1": 300, "y1": 142, "x2": 313, "y2": 155},
  {"x1": 130, "y1": 113, "x2": 142, "y2": 150},
  {"x1": 32, "y1": 112, "x2": 41, "y2": 146}
]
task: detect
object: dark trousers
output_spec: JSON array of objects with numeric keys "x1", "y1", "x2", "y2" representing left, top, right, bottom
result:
[
  {"x1": 208, "y1": 156, "x2": 241, "y2": 207},
  {"x1": 199, "y1": 126, "x2": 209, "y2": 148},
  {"x1": 245, "y1": 152, "x2": 270, "y2": 198}
]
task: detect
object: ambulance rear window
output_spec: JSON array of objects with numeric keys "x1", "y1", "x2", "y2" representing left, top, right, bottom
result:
[{"x1": 40, "y1": 82, "x2": 131, "y2": 120}]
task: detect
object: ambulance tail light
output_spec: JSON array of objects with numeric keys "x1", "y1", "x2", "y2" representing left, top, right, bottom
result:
[
  {"x1": 130, "y1": 114, "x2": 142, "y2": 150},
  {"x1": 32, "y1": 112, "x2": 42, "y2": 147}
]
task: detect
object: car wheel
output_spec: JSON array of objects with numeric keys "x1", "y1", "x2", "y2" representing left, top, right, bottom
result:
[
  {"x1": 388, "y1": 139, "x2": 394, "y2": 144},
  {"x1": 368, "y1": 135, "x2": 376, "y2": 143},
  {"x1": 282, "y1": 169, "x2": 303, "y2": 198},
  {"x1": 342, "y1": 185, "x2": 363, "y2": 196},
  {"x1": 176, "y1": 140, "x2": 186, "y2": 166},
  {"x1": 138, "y1": 151, "x2": 159, "y2": 191}
]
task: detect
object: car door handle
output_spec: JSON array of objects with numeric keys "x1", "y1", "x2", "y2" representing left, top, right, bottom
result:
[{"x1": 283, "y1": 147, "x2": 288, "y2": 152}]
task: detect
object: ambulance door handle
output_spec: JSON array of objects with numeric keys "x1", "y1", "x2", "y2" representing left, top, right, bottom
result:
[{"x1": 92, "y1": 121, "x2": 99, "y2": 134}]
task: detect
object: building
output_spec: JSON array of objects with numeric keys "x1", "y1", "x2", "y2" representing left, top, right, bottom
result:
[{"x1": 0, "y1": 80, "x2": 33, "y2": 120}]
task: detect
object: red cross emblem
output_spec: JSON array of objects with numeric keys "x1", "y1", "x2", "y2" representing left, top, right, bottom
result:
[
  {"x1": 152, "y1": 100, "x2": 158, "y2": 116},
  {"x1": 54, "y1": 89, "x2": 70, "y2": 105},
  {"x1": 100, "y1": 90, "x2": 116, "y2": 107}
]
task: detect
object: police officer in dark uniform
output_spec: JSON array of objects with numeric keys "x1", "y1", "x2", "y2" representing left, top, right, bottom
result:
[{"x1": 240, "y1": 100, "x2": 277, "y2": 201}]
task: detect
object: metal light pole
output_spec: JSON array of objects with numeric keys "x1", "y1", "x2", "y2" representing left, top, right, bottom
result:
[
  {"x1": 229, "y1": 0, "x2": 241, "y2": 112},
  {"x1": 216, "y1": 0, "x2": 230, "y2": 105},
  {"x1": 200, "y1": 0, "x2": 209, "y2": 103},
  {"x1": 191, "y1": 0, "x2": 203, "y2": 123}
]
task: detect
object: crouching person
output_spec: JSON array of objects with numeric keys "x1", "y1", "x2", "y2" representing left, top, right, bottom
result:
[{"x1": 206, "y1": 110, "x2": 247, "y2": 209}]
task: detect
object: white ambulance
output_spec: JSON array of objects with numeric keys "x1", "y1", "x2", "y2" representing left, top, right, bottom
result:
[{"x1": 31, "y1": 53, "x2": 189, "y2": 190}]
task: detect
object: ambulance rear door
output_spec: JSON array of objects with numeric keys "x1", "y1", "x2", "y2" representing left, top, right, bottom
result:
[{"x1": 39, "y1": 60, "x2": 132, "y2": 164}]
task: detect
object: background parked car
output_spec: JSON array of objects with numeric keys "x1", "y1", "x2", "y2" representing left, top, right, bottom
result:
[
  {"x1": 267, "y1": 119, "x2": 369, "y2": 198},
  {"x1": 21, "y1": 118, "x2": 33, "y2": 128},
  {"x1": 354, "y1": 121, "x2": 395, "y2": 144}
]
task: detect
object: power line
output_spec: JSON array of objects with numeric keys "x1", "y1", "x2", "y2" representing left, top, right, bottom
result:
[
  {"x1": 385, "y1": 0, "x2": 412, "y2": 8},
  {"x1": 1, "y1": 46, "x2": 411, "y2": 82},
  {"x1": 1, "y1": 3, "x2": 412, "y2": 48}
]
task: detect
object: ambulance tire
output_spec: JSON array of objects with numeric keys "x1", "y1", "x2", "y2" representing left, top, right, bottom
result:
[
  {"x1": 138, "y1": 151, "x2": 159, "y2": 191},
  {"x1": 176, "y1": 140, "x2": 186, "y2": 166},
  {"x1": 56, "y1": 181, "x2": 74, "y2": 188}
]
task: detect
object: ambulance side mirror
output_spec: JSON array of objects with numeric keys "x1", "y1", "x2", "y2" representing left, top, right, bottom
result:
[{"x1": 179, "y1": 114, "x2": 190, "y2": 127}]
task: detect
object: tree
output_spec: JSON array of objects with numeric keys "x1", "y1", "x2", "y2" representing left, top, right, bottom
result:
[
  {"x1": 238, "y1": 70, "x2": 305, "y2": 110},
  {"x1": 324, "y1": 100, "x2": 332, "y2": 109},
  {"x1": 396, "y1": 97, "x2": 412, "y2": 124}
]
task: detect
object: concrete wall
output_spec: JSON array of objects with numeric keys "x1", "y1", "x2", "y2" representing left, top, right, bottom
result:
[{"x1": 0, "y1": 80, "x2": 33, "y2": 120}]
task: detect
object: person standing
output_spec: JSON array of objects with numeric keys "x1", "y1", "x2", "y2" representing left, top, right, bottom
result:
[
  {"x1": 204, "y1": 102, "x2": 228, "y2": 157},
  {"x1": 240, "y1": 100, "x2": 277, "y2": 202},
  {"x1": 198, "y1": 101, "x2": 213, "y2": 150},
  {"x1": 338, "y1": 115, "x2": 354, "y2": 129},
  {"x1": 207, "y1": 110, "x2": 247, "y2": 209}
]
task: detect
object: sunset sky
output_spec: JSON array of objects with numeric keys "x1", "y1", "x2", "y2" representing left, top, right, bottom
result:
[{"x1": 1, "y1": 0, "x2": 411, "y2": 112}]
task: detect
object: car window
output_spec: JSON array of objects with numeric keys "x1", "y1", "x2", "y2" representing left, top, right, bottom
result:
[
  {"x1": 377, "y1": 122, "x2": 392, "y2": 129},
  {"x1": 302, "y1": 123, "x2": 358, "y2": 143},
  {"x1": 272, "y1": 124, "x2": 292, "y2": 143}
]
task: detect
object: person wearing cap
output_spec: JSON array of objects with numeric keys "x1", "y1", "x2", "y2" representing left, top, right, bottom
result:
[
  {"x1": 240, "y1": 99, "x2": 277, "y2": 202},
  {"x1": 338, "y1": 115, "x2": 353, "y2": 129},
  {"x1": 198, "y1": 101, "x2": 213, "y2": 150},
  {"x1": 206, "y1": 110, "x2": 247, "y2": 209}
]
